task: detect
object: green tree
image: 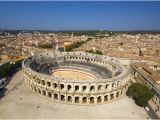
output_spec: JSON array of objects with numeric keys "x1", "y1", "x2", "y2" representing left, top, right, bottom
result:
[
  {"x1": 126, "y1": 83, "x2": 154, "y2": 107},
  {"x1": 86, "y1": 49, "x2": 103, "y2": 55},
  {"x1": 39, "y1": 44, "x2": 53, "y2": 48},
  {"x1": 0, "y1": 62, "x2": 10, "y2": 78},
  {"x1": 65, "y1": 39, "x2": 91, "y2": 52}
]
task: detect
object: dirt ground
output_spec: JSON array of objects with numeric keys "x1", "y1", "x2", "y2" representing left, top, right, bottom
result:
[{"x1": 53, "y1": 69, "x2": 96, "y2": 80}]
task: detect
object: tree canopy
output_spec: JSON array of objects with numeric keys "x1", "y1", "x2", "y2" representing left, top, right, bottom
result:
[
  {"x1": 126, "y1": 83, "x2": 154, "y2": 107},
  {"x1": 86, "y1": 49, "x2": 103, "y2": 55},
  {"x1": 39, "y1": 44, "x2": 53, "y2": 48}
]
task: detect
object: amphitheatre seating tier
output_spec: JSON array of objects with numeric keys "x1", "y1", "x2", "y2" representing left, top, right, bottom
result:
[{"x1": 22, "y1": 52, "x2": 131, "y2": 105}]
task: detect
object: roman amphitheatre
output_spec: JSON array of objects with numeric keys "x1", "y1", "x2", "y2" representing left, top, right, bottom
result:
[
  {"x1": 23, "y1": 51, "x2": 131, "y2": 105},
  {"x1": 0, "y1": 51, "x2": 149, "y2": 119}
]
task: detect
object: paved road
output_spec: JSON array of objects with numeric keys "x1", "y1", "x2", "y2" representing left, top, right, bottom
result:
[{"x1": 146, "y1": 104, "x2": 159, "y2": 119}]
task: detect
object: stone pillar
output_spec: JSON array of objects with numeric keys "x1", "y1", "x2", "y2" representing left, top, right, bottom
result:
[
  {"x1": 108, "y1": 84, "x2": 112, "y2": 91},
  {"x1": 108, "y1": 93, "x2": 111, "y2": 101}
]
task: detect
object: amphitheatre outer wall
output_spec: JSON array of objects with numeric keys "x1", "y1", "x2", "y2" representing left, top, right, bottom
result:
[{"x1": 22, "y1": 51, "x2": 131, "y2": 105}]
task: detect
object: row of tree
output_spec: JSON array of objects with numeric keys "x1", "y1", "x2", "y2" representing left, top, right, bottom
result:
[
  {"x1": 39, "y1": 44, "x2": 53, "y2": 48},
  {"x1": 86, "y1": 49, "x2": 103, "y2": 55},
  {"x1": 65, "y1": 38, "x2": 91, "y2": 51},
  {"x1": 0, "y1": 59, "x2": 23, "y2": 79}
]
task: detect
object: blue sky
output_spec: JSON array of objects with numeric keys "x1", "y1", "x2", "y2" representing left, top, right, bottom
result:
[{"x1": 0, "y1": 1, "x2": 160, "y2": 30}]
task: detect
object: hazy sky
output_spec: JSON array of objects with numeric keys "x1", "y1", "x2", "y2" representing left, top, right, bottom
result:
[{"x1": 0, "y1": 1, "x2": 160, "y2": 30}]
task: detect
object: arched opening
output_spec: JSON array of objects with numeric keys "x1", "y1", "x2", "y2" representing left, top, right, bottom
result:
[
  {"x1": 61, "y1": 95, "x2": 65, "y2": 101},
  {"x1": 90, "y1": 97, "x2": 94, "y2": 103},
  {"x1": 110, "y1": 93, "x2": 114, "y2": 100},
  {"x1": 121, "y1": 89, "x2": 123, "y2": 95},
  {"x1": 105, "y1": 84, "x2": 109, "y2": 90},
  {"x1": 53, "y1": 83, "x2": 57, "y2": 89},
  {"x1": 112, "y1": 83, "x2": 115, "y2": 88},
  {"x1": 31, "y1": 85, "x2": 33, "y2": 90},
  {"x1": 75, "y1": 97, "x2": 79, "y2": 103},
  {"x1": 47, "y1": 82, "x2": 51, "y2": 87},
  {"x1": 104, "y1": 95, "x2": 108, "y2": 102},
  {"x1": 42, "y1": 80, "x2": 45, "y2": 86},
  {"x1": 83, "y1": 86, "x2": 87, "y2": 91},
  {"x1": 117, "y1": 81, "x2": 120, "y2": 86},
  {"x1": 67, "y1": 85, "x2": 72, "y2": 91},
  {"x1": 116, "y1": 91, "x2": 119, "y2": 98},
  {"x1": 60, "y1": 84, "x2": 64, "y2": 90},
  {"x1": 90, "y1": 86, "x2": 95, "y2": 92},
  {"x1": 42, "y1": 90, "x2": 46, "y2": 96},
  {"x1": 82, "y1": 97, "x2": 87, "y2": 103},
  {"x1": 98, "y1": 85, "x2": 102, "y2": 91},
  {"x1": 97, "y1": 96, "x2": 102, "y2": 103},
  {"x1": 34, "y1": 86, "x2": 37, "y2": 92},
  {"x1": 75, "y1": 85, "x2": 79, "y2": 91},
  {"x1": 54, "y1": 93, "x2": 58, "y2": 100},
  {"x1": 37, "y1": 78, "x2": 40, "y2": 84},
  {"x1": 38, "y1": 88, "x2": 41, "y2": 94},
  {"x1": 48, "y1": 92, "x2": 52, "y2": 98},
  {"x1": 68, "y1": 96, "x2": 72, "y2": 102}
]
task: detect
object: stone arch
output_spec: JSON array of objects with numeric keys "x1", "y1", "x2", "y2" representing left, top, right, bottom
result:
[
  {"x1": 68, "y1": 96, "x2": 72, "y2": 102},
  {"x1": 60, "y1": 95, "x2": 65, "y2": 101},
  {"x1": 82, "y1": 97, "x2": 87, "y2": 103},
  {"x1": 42, "y1": 90, "x2": 46, "y2": 96},
  {"x1": 48, "y1": 91, "x2": 52, "y2": 98},
  {"x1": 90, "y1": 86, "x2": 95, "y2": 92},
  {"x1": 112, "y1": 83, "x2": 115, "y2": 88},
  {"x1": 104, "y1": 95, "x2": 108, "y2": 102},
  {"x1": 97, "y1": 96, "x2": 102, "y2": 103},
  {"x1": 47, "y1": 81, "x2": 51, "y2": 87},
  {"x1": 110, "y1": 93, "x2": 114, "y2": 100},
  {"x1": 105, "y1": 84, "x2": 109, "y2": 89},
  {"x1": 75, "y1": 85, "x2": 79, "y2": 91},
  {"x1": 60, "y1": 84, "x2": 64, "y2": 90},
  {"x1": 34, "y1": 86, "x2": 37, "y2": 92},
  {"x1": 75, "y1": 96, "x2": 80, "y2": 103},
  {"x1": 67, "y1": 85, "x2": 72, "y2": 91},
  {"x1": 42, "y1": 80, "x2": 45, "y2": 86},
  {"x1": 82, "y1": 86, "x2": 87, "y2": 92},
  {"x1": 54, "y1": 93, "x2": 58, "y2": 100},
  {"x1": 53, "y1": 83, "x2": 57, "y2": 89},
  {"x1": 116, "y1": 91, "x2": 120, "y2": 98},
  {"x1": 37, "y1": 78, "x2": 40, "y2": 84},
  {"x1": 90, "y1": 97, "x2": 94, "y2": 103},
  {"x1": 31, "y1": 85, "x2": 33, "y2": 90},
  {"x1": 121, "y1": 89, "x2": 123, "y2": 95},
  {"x1": 98, "y1": 85, "x2": 103, "y2": 91},
  {"x1": 38, "y1": 88, "x2": 41, "y2": 94},
  {"x1": 117, "y1": 81, "x2": 120, "y2": 86}
]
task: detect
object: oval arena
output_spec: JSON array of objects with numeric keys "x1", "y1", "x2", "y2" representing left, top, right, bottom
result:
[{"x1": 22, "y1": 52, "x2": 131, "y2": 105}]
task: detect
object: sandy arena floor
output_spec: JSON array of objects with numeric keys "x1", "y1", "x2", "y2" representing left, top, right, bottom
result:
[
  {"x1": 0, "y1": 70, "x2": 149, "y2": 119},
  {"x1": 53, "y1": 69, "x2": 96, "y2": 80}
]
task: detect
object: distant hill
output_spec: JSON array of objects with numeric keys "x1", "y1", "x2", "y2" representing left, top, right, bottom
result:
[{"x1": 1, "y1": 29, "x2": 160, "y2": 35}]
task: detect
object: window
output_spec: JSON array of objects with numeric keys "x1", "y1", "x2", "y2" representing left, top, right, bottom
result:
[
  {"x1": 60, "y1": 84, "x2": 64, "y2": 90},
  {"x1": 90, "y1": 86, "x2": 95, "y2": 92},
  {"x1": 75, "y1": 85, "x2": 79, "y2": 91},
  {"x1": 53, "y1": 83, "x2": 57, "y2": 89},
  {"x1": 47, "y1": 82, "x2": 51, "y2": 87},
  {"x1": 67, "y1": 85, "x2": 72, "y2": 91},
  {"x1": 83, "y1": 86, "x2": 87, "y2": 91}
]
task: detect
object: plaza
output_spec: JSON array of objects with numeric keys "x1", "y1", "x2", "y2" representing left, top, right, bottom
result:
[{"x1": 0, "y1": 70, "x2": 148, "y2": 119}]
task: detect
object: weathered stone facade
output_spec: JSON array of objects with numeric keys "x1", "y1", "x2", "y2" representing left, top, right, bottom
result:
[{"x1": 22, "y1": 52, "x2": 131, "y2": 105}]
